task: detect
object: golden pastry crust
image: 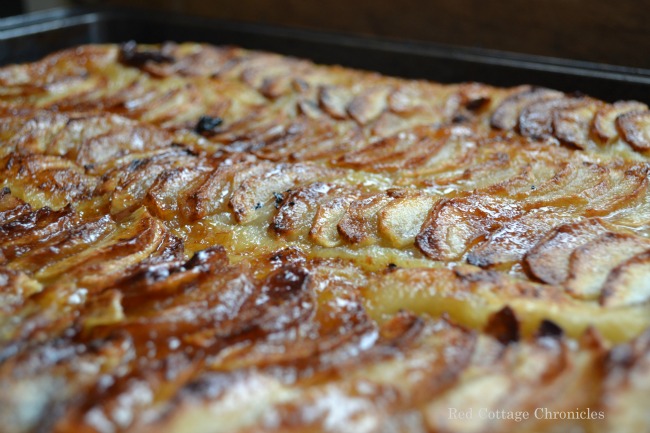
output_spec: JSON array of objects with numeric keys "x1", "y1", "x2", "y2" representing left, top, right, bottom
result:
[{"x1": 1, "y1": 42, "x2": 650, "y2": 433}]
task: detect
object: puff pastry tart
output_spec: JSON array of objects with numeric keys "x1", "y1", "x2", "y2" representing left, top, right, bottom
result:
[{"x1": 1, "y1": 43, "x2": 649, "y2": 433}]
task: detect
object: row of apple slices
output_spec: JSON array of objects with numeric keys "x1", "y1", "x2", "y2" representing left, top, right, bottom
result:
[{"x1": 491, "y1": 86, "x2": 650, "y2": 151}]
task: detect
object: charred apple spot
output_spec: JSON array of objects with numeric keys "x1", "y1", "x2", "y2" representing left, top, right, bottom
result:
[
  {"x1": 465, "y1": 98, "x2": 490, "y2": 112},
  {"x1": 183, "y1": 245, "x2": 228, "y2": 271},
  {"x1": 452, "y1": 114, "x2": 469, "y2": 124},
  {"x1": 536, "y1": 319, "x2": 564, "y2": 339},
  {"x1": 267, "y1": 247, "x2": 306, "y2": 269},
  {"x1": 119, "y1": 40, "x2": 175, "y2": 67},
  {"x1": 263, "y1": 265, "x2": 310, "y2": 299},
  {"x1": 484, "y1": 306, "x2": 520, "y2": 345},
  {"x1": 273, "y1": 191, "x2": 285, "y2": 208},
  {"x1": 194, "y1": 115, "x2": 223, "y2": 136},
  {"x1": 378, "y1": 310, "x2": 426, "y2": 346}
]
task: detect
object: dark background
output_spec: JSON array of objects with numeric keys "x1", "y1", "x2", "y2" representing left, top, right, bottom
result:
[
  {"x1": 2, "y1": 0, "x2": 649, "y2": 69},
  {"x1": 91, "y1": 0, "x2": 649, "y2": 69}
]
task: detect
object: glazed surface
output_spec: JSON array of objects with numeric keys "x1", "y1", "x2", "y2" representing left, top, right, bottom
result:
[{"x1": 1, "y1": 43, "x2": 650, "y2": 433}]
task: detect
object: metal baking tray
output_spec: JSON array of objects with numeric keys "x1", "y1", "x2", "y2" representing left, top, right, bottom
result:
[{"x1": 1, "y1": 7, "x2": 650, "y2": 104}]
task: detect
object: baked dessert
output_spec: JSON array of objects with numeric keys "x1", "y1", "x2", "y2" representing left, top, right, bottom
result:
[{"x1": 0, "y1": 42, "x2": 649, "y2": 433}]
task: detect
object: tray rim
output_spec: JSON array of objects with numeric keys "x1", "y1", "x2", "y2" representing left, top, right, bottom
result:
[{"x1": 1, "y1": 6, "x2": 650, "y2": 88}]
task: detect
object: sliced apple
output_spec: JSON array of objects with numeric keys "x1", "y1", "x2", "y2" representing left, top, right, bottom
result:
[
  {"x1": 617, "y1": 110, "x2": 650, "y2": 151},
  {"x1": 467, "y1": 209, "x2": 576, "y2": 268},
  {"x1": 338, "y1": 192, "x2": 396, "y2": 246},
  {"x1": 521, "y1": 161, "x2": 609, "y2": 210},
  {"x1": 565, "y1": 232, "x2": 650, "y2": 300},
  {"x1": 346, "y1": 86, "x2": 390, "y2": 125},
  {"x1": 490, "y1": 86, "x2": 563, "y2": 131},
  {"x1": 416, "y1": 194, "x2": 523, "y2": 261},
  {"x1": 310, "y1": 194, "x2": 360, "y2": 247},
  {"x1": 273, "y1": 182, "x2": 350, "y2": 241},
  {"x1": 591, "y1": 100, "x2": 647, "y2": 144},
  {"x1": 230, "y1": 163, "x2": 332, "y2": 224},
  {"x1": 601, "y1": 251, "x2": 650, "y2": 307},
  {"x1": 318, "y1": 85, "x2": 352, "y2": 119},
  {"x1": 552, "y1": 99, "x2": 601, "y2": 148},
  {"x1": 519, "y1": 97, "x2": 586, "y2": 140},
  {"x1": 524, "y1": 218, "x2": 609, "y2": 285},
  {"x1": 378, "y1": 193, "x2": 437, "y2": 248}
]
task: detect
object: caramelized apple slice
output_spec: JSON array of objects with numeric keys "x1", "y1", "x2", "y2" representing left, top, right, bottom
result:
[
  {"x1": 592, "y1": 101, "x2": 648, "y2": 144},
  {"x1": 347, "y1": 86, "x2": 390, "y2": 125},
  {"x1": 106, "y1": 150, "x2": 199, "y2": 214},
  {"x1": 287, "y1": 126, "x2": 365, "y2": 163},
  {"x1": 605, "y1": 171, "x2": 650, "y2": 228},
  {"x1": 181, "y1": 160, "x2": 272, "y2": 223},
  {"x1": 34, "y1": 207, "x2": 179, "y2": 288},
  {"x1": 339, "y1": 125, "x2": 447, "y2": 171},
  {"x1": 310, "y1": 194, "x2": 360, "y2": 247},
  {"x1": 230, "y1": 163, "x2": 332, "y2": 224},
  {"x1": 552, "y1": 99, "x2": 601, "y2": 148},
  {"x1": 565, "y1": 232, "x2": 650, "y2": 299},
  {"x1": 524, "y1": 218, "x2": 609, "y2": 285},
  {"x1": 486, "y1": 154, "x2": 564, "y2": 198},
  {"x1": 273, "y1": 183, "x2": 350, "y2": 241},
  {"x1": 1, "y1": 153, "x2": 98, "y2": 210},
  {"x1": 447, "y1": 82, "x2": 493, "y2": 117},
  {"x1": 378, "y1": 193, "x2": 437, "y2": 248},
  {"x1": 388, "y1": 83, "x2": 438, "y2": 115},
  {"x1": 519, "y1": 97, "x2": 587, "y2": 140},
  {"x1": 143, "y1": 167, "x2": 209, "y2": 220},
  {"x1": 585, "y1": 164, "x2": 648, "y2": 216},
  {"x1": 37, "y1": 113, "x2": 173, "y2": 167},
  {"x1": 338, "y1": 192, "x2": 396, "y2": 246},
  {"x1": 237, "y1": 54, "x2": 310, "y2": 94},
  {"x1": 0, "y1": 205, "x2": 77, "y2": 262},
  {"x1": 8, "y1": 215, "x2": 113, "y2": 273},
  {"x1": 601, "y1": 251, "x2": 650, "y2": 307},
  {"x1": 0, "y1": 187, "x2": 31, "y2": 225},
  {"x1": 248, "y1": 118, "x2": 353, "y2": 162},
  {"x1": 0, "y1": 267, "x2": 42, "y2": 317},
  {"x1": 433, "y1": 143, "x2": 532, "y2": 192},
  {"x1": 467, "y1": 209, "x2": 576, "y2": 268},
  {"x1": 490, "y1": 86, "x2": 563, "y2": 130},
  {"x1": 416, "y1": 194, "x2": 523, "y2": 261},
  {"x1": 0, "y1": 111, "x2": 69, "y2": 156},
  {"x1": 318, "y1": 85, "x2": 351, "y2": 120},
  {"x1": 521, "y1": 161, "x2": 609, "y2": 209},
  {"x1": 617, "y1": 110, "x2": 650, "y2": 151}
]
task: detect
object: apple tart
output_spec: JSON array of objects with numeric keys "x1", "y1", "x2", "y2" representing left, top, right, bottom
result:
[{"x1": 0, "y1": 42, "x2": 649, "y2": 433}]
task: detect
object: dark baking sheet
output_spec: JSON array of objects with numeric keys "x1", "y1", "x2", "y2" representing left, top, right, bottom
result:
[{"x1": 1, "y1": 7, "x2": 650, "y2": 104}]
